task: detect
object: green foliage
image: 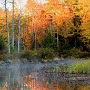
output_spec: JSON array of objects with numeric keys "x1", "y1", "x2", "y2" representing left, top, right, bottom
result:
[
  {"x1": 0, "y1": 54, "x2": 15, "y2": 62},
  {"x1": 79, "y1": 51, "x2": 90, "y2": 58},
  {"x1": 47, "y1": 64, "x2": 69, "y2": 73},
  {"x1": 59, "y1": 43, "x2": 70, "y2": 51},
  {"x1": 0, "y1": 54, "x2": 6, "y2": 61},
  {"x1": 73, "y1": 2, "x2": 78, "y2": 5},
  {"x1": 19, "y1": 50, "x2": 33, "y2": 62},
  {"x1": 69, "y1": 48, "x2": 82, "y2": 58},
  {"x1": 37, "y1": 48, "x2": 55, "y2": 61},
  {"x1": 20, "y1": 48, "x2": 56, "y2": 62},
  {"x1": 58, "y1": 47, "x2": 90, "y2": 58},
  {"x1": 0, "y1": 36, "x2": 6, "y2": 50},
  {"x1": 42, "y1": 33, "x2": 52, "y2": 47},
  {"x1": 68, "y1": 48, "x2": 90, "y2": 58},
  {"x1": 43, "y1": 33, "x2": 57, "y2": 48},
  {"x1": 58, "y1": 48, "x2": 79, "y2": 58},
  {"x1": 48, "y1": 60, "x2": 90, "y2": 74},
  {"x1": 68, "y1": 60, "x2": 90, "y2": 74}
]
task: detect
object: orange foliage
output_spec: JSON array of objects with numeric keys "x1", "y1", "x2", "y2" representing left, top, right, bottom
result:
[
  {"x1": 0, "y1": 0, "x2": 90, "y2": 50},
  {"x1": 53, "y1": 84, "x2": 63, "y2": 90},
  {"x1": 21, "y1": 1, "x2": 51, "y2": 48},
  {"x1": 20, "y1": 0, "x2": 75, "y2": 49},
  {"x1": 0, "y1": 8, "x2": 6, "y2": 38}
]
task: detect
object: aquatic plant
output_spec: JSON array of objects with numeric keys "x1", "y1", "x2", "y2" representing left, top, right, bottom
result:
[{"x1": 68, "y1": 60, "x2": 90, "y2": 74}]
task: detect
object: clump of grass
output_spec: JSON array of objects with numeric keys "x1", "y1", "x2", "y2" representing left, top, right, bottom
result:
[
  {"x1": 49, "y1": 60, "x2": 90, "y2": 74},
  {"x1": 68, "y1": 60, "x2": 90, "y2": 74},
  {"x1": 47, "y1": 64, "x2": 68, "y2": 73}
]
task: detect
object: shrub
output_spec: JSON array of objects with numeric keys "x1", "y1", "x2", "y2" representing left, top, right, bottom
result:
[
  {"x1": 0, "y1": 54, "x2": 15, "y2": 62},
  {"x1": 0, "y1": 54, "x2": 6, "y2": 61},
  {"x1": 37, "y1": 48, "x2": 55, "y2": 61},
  {"x1": 79, "y1": 51, "x2": 90, "y2": 58},
  {"x1": 69, "y1": 47, "x2": 82, "y2": 58},
  {"x1": 58, "y1": 47, "x2": 90, "y2": 58},
  {"x1": 19, "y1": 50, "x2": 32, "y2": 62},
  {"x1": 20, "y1": 48, "x2": 56, "y2": 62},
  {"x1": 0, "y1": 36, "x2": 6, "y2": 50},
  {"x1": 68, "y1": 48, "x2": 90, "y2": 58}
]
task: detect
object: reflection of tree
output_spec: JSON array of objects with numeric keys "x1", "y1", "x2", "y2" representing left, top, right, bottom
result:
[{"x1": 0, "y1": 71, "x2": 7, "y2": 87}]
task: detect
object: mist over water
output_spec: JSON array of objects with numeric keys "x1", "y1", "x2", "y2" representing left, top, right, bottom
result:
[{"x1": 0, "y1": 58, "x2": 90, "y2": 90}]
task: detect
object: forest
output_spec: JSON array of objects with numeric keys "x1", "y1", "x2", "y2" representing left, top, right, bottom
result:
[{"x1": 0, "y1": 0, "x2": 90, "y2": 61}]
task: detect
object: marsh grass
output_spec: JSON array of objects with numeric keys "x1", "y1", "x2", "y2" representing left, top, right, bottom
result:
[
  {"x1": 51, "y1": 59, "x2": 90, "y2": 74},
  {"x1": 68, "y1": 60, "x2": 90, "y2": 74}
]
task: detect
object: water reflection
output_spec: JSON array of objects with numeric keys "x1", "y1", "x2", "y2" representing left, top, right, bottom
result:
[
  {"x1": 0, "y1": 74, "x2": 90, "y2": 90},
  {"x1": 53, "y1": 82, "x2": 90, "y2": 90},
  {"x1": 0, "y1": 62, "x2": 90, "y2": 90}
]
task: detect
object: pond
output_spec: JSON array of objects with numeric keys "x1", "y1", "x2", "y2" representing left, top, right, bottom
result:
[{"x1": 0, "y1": 59, "x2": 90, "y2": 90}]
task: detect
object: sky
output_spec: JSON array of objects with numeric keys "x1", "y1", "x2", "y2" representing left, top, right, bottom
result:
[
  {"x1": 36, "y1": 0, "x2": 46, "y2": 4},
  {"x1": 0, "y1": 0, "x2": 46, "y2": 10},
  {"x1": 0, "y1": 0, "x2": 27, "y2": 10}
]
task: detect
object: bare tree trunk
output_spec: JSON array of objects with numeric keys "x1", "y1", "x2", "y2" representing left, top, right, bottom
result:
[
  {"x1": 18, "y1": 13, "x2": 20, "y2": 53},
  {"x1": 50, "y1": 22, "x2": 53, "y2": 41},
  {"x1": 12, "y1": 0, "x2": 15, "y2": 49},
  {"x1": 18, "y1": 5, "x2": 22, "y2": 53},
  {"x1": 57, "y1": 29, "x2": 59, "y2": 48},
  {"x1": 50, "y1": 15, "x2": 53, "y2": 42},
  {"x1": 5, "y1": 0, "x2": 10, "y2": 54},
  {"x1": 33, "y1": 16, "x2": 36, "y2": 50}
]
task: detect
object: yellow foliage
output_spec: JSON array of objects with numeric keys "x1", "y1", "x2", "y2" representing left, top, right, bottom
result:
[{"x1": 79, "y1": 86, "x2": 90, "y2": 90}]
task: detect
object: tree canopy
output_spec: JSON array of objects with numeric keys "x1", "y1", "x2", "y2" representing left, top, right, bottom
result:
[{"x1": 0, "y1": 0, "x2": 90, "y2": 52}]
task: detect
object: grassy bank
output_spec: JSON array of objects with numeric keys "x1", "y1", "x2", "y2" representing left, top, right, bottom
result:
[
  {"x1": 0, "y1": 47, "x2": 90, "y2": 63},
  {"x1": 51, "y1": 59, "x2": 90, "y2": 74},
  {"x1": 68, "y1": 60, "x2": 90, "y2": 74}
]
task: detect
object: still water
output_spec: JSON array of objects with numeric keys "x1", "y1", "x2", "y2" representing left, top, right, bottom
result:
[{"x1": 0, "y1": 60, "x2": 90, "y2": 90}]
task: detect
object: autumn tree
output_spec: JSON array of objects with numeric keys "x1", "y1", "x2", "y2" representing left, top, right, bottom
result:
[
  {"x1": 21, "y1": 0, "x2": 50, "y2": 49},
  {"x1": 73, "y1": 0, "x2": 90, "y2": 50},
  {"x1": 0, "y1": 8, "x2": 6, "y2": 38}
]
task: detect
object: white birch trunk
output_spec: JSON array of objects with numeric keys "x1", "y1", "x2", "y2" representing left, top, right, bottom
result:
[
  {"x1": 18, "y1": 13, "x2": 20, "y2": 53},
  {"x1": 5, "y1": 0, "x2": 10, "y2": 54},
  {"x1": 12, "y1": 0, "x2": 15, "y2": 49}
]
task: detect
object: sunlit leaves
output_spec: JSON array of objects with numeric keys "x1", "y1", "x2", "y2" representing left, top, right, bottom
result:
[
  {"x1": 0, "y1": 0, "x2": 90, "y2": 50},
  {"x1": 0, "y1": 8, "x2": 6, "y2": 38}
]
